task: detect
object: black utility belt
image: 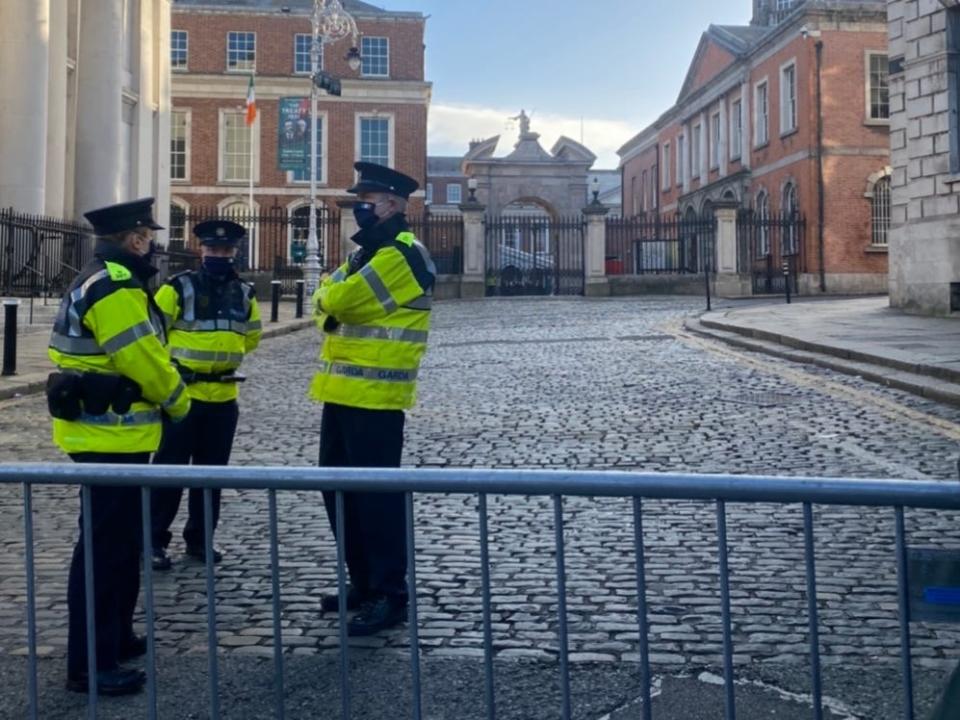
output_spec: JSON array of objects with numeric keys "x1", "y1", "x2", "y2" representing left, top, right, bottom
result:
[
  {"x1": 46, "y1": 371, "x2": 142, "y2": 421},
  {"x1": 179, "y1": 368, "x2": 246, "y2": 384}
]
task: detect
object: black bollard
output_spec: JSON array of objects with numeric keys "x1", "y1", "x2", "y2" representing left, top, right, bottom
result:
[
  {"x1": 270, "y1": 281, "x2": 281, "y2": 323},
  {"x1": 2, "y1": 300, "x2": 19, "y2": 376},
  {"x1": 783, "y1": 261, "x2": 792, "y2": 305},
  {"x1": 704, "y1": 256, "x2": 712, "y2": 312},
  {"x1": 295, "y1": 279, "x2": 305, "y2": 319}
]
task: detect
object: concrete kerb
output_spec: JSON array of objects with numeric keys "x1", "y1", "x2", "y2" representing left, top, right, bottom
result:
[
  {"x1": 699, "y1": 315, "x2": 960, "y2": 384},
  {"x1": 685, "y1": 316, "x2": 960, "y2": 408}
]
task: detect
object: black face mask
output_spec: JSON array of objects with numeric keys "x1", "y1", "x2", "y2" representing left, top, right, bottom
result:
[{"x1": 353, "y1": 201, "x2": 380, "y2": 230}]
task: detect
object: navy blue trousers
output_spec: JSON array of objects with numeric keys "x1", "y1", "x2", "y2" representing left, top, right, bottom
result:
[
  {"x1": 319, "y1": 402, "x2": 407, "y2": 604},
  {"x1": 151, "y1": 399, "x2": 239, "y2": 549},
  {"x1": 66, "y1": 452, "x2": 149, "y2": 676}
]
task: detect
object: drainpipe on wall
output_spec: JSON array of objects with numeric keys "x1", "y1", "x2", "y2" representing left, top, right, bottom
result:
[{"x1": 815, "y1": 39, "x2": 826, "y2": 293}]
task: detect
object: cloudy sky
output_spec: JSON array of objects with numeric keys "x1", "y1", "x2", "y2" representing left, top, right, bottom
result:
[{"x1": 372, "y1": 0, "x2": 753, "y2": 167}]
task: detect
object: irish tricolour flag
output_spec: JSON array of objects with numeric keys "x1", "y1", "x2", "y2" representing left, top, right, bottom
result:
[{"x1": 245, "y1": 74, "x2": 257, "y2": 126}]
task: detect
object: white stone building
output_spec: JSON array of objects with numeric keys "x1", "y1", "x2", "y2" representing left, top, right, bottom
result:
[
  {"x1": 0, "y1": 0, "x2": 173, "y2": 226},
  {"x1": 888, "y1": 0, "x2": 960, "y2": 315}
]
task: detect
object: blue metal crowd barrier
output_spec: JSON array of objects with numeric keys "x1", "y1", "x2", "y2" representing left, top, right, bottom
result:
[{"x1": 1, "y1": 463, "x2": 959, "y2": 720}]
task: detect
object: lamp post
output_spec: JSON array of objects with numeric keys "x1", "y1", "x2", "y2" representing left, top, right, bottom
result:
[
  {"x1": 306, "y1": 0, "x2": 361, "y2": 296},
  {"x1": 467, "y1": 177, "x2": 479, "y2": 204}
]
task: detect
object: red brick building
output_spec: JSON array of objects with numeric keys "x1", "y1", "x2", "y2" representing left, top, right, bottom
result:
[
  {"x1": 168, "y1": 0, "x2": 430, "y2": 267},
  {"x1": 618, "y1": 0, "x2": 890, "y2": 294}
]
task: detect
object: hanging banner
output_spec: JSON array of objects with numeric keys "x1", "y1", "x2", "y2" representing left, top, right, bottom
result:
[{"x1": 278, "y1": 97, "x2": 311, "y2": 171}]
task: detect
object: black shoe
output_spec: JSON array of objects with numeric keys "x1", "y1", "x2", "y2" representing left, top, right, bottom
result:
[
  {"x1": 151, "y1": 547, "x2": 172, "y2": 572},
  {"x1": 119, "y1": 634, "x2": 147, "y2": 662},
  {"x1": 185, "y1": 543, "x2": 222, "y2": 563},
  {"x1": 321, "y1": 586, "x2": 366, "y2": 613},
  {"x1": 66, "y1": 668, "x2": 145, "y2": 696},
  {"x1": 347, "y1": 596, "x2": 408, "y2": 637}
]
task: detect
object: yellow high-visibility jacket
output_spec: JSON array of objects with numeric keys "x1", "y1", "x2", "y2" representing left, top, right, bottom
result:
[
  {"x1": 309, "y1": 228, "x2": 435, "y2": 410},
  {"x1": 155, "y1": 269, "x2": 261, "y2": 403},
  {"x1": 48, "y1": 245, "x2": 191, "y2": 454}
]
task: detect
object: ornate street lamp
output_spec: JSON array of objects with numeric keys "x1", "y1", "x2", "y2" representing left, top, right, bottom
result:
[{"x1": 305, "y1": 0, "x2": 361, "y2": 296}]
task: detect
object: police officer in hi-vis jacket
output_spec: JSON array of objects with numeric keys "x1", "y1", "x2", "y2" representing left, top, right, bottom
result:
[
  {"x1": 310, "y1": 162, "x2": 436, "y2": 636},
  {"x1": 47, "y1": 198, "x2": 192, "y2": 696},
  {"x1": 150, "y1": 220, "x2": 262, "y2": 569}
]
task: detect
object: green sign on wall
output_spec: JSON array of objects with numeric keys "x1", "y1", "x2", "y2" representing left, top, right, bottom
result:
[{"x1": 278, "y1": 97, "x2": 311, "y2": 172}]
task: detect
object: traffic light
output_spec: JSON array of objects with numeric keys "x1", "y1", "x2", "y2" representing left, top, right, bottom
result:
[{"x1": 312, "y1": 70, "x2": 342, "y2": 97}]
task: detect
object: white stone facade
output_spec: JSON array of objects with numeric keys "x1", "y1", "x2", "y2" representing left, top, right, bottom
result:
[
  {"x1": 0, "y1": 0, "x2": 172, "y2": 227},
  {"x1": 888, "y1": 0, "x2": 959, "y2": 315}
]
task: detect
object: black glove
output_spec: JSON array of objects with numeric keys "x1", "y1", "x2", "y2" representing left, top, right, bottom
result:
[
  {"x1": 45, "y1": 373, "x2": 82, "y2": 421},
  {"x1": 323, "y1": 315, "x2": 341, "y2": 333}
]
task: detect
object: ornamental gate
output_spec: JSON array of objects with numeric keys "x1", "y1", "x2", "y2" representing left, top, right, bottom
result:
[{"x1": 483, "y1": 215, "x2": 585, "y2": 297}]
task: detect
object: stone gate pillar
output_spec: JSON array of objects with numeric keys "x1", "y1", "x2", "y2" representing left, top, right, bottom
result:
[
  {"x1": 713, "y1": 200, "x2": 750, "y2": 297},
  {"x1": 459, "y1": 199, "x2": 486, "y2": 298},
  {"x1": 582, "y1": 201, "x2": 610, "y2": 297}
]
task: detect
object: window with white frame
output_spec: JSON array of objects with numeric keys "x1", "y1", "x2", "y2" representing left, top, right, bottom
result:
[
  {"x1": 756, "y1": 190, "x2": 770, "y2": 255},
  {"x1": 691, "y1": 124, "x2": 701, "y2": 178},
  {"x1": 782, "y1": 182, "x2": 799, "y2": 254},
  {"x1": 295, "y1": 34, "x2": 320, "y2": 74},
  {"x1": 169, "y1": 203, "x2": 187, "y2": 252},
  {"x1": 871, "y1": 175, "x2": 891, "y2": 246},
  {"x1": 289, "y1": 117, "x2": 324, "y2": 183},
  {"x1": 710, "y1": 113, "x2": 721, "y2": 169},
  {"x1": 447, "y1": 183, "x2": 462, "y2": 204},
  {"x1": 662, "y1": 143, "x2": 671, "y2": 189},
  {"x1": 780, "y1": 62, "x2": 797, "y2": 134},
  {"x1": 731, "y1": 99, "x2": 743, "y2": 159},
  {"x1": 650, "y1": 171, "x2": 657, "y2": 208},
  {"x1": 641, "y1": 170, "x2": 648, "y2": 210},
  {"x1": 227, "y1": 32, "x2": 255, "y2": 72},
  {"x1": 359, "y1": 116, "x2": 390, "y2": 165},
  {"x1": 755, "y1": 80, "x2": 769, "y2": 146},
  {"x1": 361, "y1": 37, "x2": 389, "y2": 77},
  {"x1": 426, "y1": 182, "x2": 434, "y2": 204},
  {"x1": 677, "y1": 135, "x2": 685, "y2": 186},
  {"x1": 867, "y1": 53, "x2": 890, "y2": 121},
  {"x1": 171, "y1": 110, "x2": 189, "y2": 181},
  {"x1": 220, "y1": 111, "x2": 252, "y2": 182},
  {"x1": 171, "y1": 30, "x2": 188, "y2": 70}
]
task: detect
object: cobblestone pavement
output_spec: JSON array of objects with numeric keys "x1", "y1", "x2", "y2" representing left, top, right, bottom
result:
[{"x1": 1, "y1": 297, "x2": 959, "y2": 676}]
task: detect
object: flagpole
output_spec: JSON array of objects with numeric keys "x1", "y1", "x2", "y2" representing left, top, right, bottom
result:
[{"x1": 247, "y1": 73, "x2": 257, "y2": 268}]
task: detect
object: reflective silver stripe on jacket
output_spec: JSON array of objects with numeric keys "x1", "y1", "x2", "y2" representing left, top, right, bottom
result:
[
  {"x1": 76, "y1": 409, "x2": 162, "y2": 426},
  {"x1": 178, "y1": 274, "x2": 196, "y2": 322},
  {"x1": 171, "y1": 347, "x2": 245, "y2": 364},
  {"x1": 319, "y1": 361, "x2": 418, "y2": 383},
  {"x1": 100, "y1": 320, "x2": 156, "y2": 354},
  {"x1": 330, "y1": 268, "x2": 347, "y2": 282},
  {"x1": 248, "y1": 319, "x2": 262, "y2": 331},
  {"x1": 49, "y1": 333, "x2": 105, "y2": 356},
  {"x1": 64, "y1": 269, "x2": 110, "y2": 337},
  {"x1": 359, "y1": 265, "x2": 398, "y2": 313},
  {"x1": 333, "y1": 323, "x2": 428, "y2": 344},
  {"x1": 172, "y1": 318, "x2": 249, "y2": 334},
  {"x1": 162, "y1": 381, "x2": 187, "y2": 410},
  {"x1": 403, "y1": 294, "x2": 433, "y2": 311},
  {"x1": 413, "y1": 240, "x2": 438, "y2": 277}
]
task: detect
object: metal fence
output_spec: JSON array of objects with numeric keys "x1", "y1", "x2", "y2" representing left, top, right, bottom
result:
[
  {"x1": 484, "y1": 215, "x2": 586, "y2": 296},
  {"x1": 2, "y1": 463, "x2": 957, "y2": 720},
  {"x1": 737, "y1": 210, "x2": 806, "y2": 295},
  {"x1": 408, "y1": 212, "x2": 464, "y2": 276},
  {"x1": 605, "y1": 214, "x2": 717, "y2": 275},
  {"x1": 0, "y1": 209, "x2": 91, "y2": 298}
]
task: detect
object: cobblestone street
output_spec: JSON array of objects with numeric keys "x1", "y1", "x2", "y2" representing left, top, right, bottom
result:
[{"x1": 1, "y1": 297, "x2": 959, "y2": 679}]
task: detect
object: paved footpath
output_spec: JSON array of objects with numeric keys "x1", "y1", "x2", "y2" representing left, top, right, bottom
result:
[{"x1": 0, "y1": 297, "x2": 959, "y2": 718}]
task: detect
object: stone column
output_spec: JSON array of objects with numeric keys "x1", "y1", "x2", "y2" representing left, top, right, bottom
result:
[
  {"x1": 713, "y1": 200, "x2": 749, "y2": 297},
  {"x1": 459, "y1": 200, "x2": 486, "y2": 298},
  {"x1": 45, "y1": 0, "x2": 68, "y2": 216},
  {"x1": 582, "y1": 201, "x2": 610, "y2": 297},
  {"x1": 75, "y1": 0, "x2": 124, "y2": 214},
  {"x1": 0, "y1": 0, "x2": 50, "y2": 214},
  {"x1": 718, "y1": 99, "x2": 728, "y2": 178},
  {"x1": 740, "y1": 79, "x2": 751, "y2": 170}
]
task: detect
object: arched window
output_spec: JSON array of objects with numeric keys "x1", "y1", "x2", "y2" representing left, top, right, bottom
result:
[
  {"x1": 782, "y1": 182, "x2": 799, "y2": 254},
  {"x1": 756, "y1": 190, "x2": 770, "y2": 256},
  {"x1": 871, "y1": 175, "x2": 891, "y2": 246}
]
